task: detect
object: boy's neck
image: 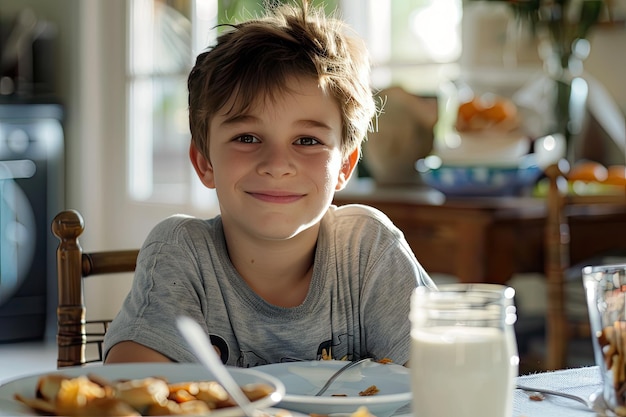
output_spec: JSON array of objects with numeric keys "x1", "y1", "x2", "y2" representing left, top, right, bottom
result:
[{"x1": 224, "y1": 225, "x2": 319, "y2": 307}]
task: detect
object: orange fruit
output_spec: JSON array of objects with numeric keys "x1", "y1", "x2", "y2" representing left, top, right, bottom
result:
[
  {"x1": 568, "y1": 160, "x2": 608, "y2": 182},
  {"x1": 481, "y1": 98, "x2": 517, "y2": 123},
  {"x1": 604, "y1": 165, "x2": 626, "y2": 185},
  {"x1": 456, "y1": 94, "x2": 519, "y2": 131},
  {"x1": 457, "y1": 98, "x2": 482, "y2": 122}
]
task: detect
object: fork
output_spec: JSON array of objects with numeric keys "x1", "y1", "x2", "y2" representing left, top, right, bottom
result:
[
  {"x1": 516, "y1": 384, "x2": 593, "y2": 409},
  {"x1": 315, "y1": 358, "x2": 372, "y2": 396}
]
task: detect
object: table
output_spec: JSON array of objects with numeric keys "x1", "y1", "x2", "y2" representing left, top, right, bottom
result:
[
  {"x1": 334, "y1": 180, "x2": 626, "y2": 283},
  {"x1": 0, "y1": 358, "x2": 606, "y2": 417},
  {"x1": 390, "y1": 366, "x2": 601, "y2": 417},
  {"x1": 513, "y1": 366, "x2": 601, "y2": 417}
]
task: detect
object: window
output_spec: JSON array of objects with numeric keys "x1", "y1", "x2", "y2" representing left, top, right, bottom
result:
[
  {"x1": 127, "y1": 0, "x2": 461, "y2": 205},
  {"x1": 128, "y1": 0, "x2": 214, "y2": 205}
]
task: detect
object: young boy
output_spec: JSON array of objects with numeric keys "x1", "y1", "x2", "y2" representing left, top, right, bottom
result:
[{"x1": 103, "y1": 0, "x2": 435, "y2": 367}]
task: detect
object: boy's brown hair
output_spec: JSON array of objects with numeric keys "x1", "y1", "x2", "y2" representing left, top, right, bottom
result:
[{"x1": 188, "y1": 0, "x2": 376, "y2": 160}]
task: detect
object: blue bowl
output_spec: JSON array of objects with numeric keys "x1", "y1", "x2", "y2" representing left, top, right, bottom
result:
[{"x1": 419, "y1": 164, "x2": 543, "y2": 197}]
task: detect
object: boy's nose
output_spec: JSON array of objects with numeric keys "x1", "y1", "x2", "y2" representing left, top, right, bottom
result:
[{"x1": 257, "y1": 145, "x2": 296, "y2": 177}]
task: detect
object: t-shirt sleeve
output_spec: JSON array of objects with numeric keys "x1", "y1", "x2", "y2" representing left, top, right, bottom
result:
[{"x1": 102, "y1": 217, "x2": 209, "y2": 362}]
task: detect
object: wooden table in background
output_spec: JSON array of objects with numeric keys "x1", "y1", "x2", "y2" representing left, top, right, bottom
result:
[{"x1": 334, "y1": 181, "x2": 626, "y2": 283}]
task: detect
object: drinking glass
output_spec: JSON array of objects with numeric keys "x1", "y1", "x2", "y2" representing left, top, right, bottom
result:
[
  {"x1": 409, "y1": 283, "x2": 519, "y2": 417},
  {"x1": 584, "y1": 263, "x2": 626, "y2": 414}
]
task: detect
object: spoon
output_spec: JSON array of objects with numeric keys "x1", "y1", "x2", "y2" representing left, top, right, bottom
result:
[
  {"x1": 516, "y1": 384, "x2": 593, "y2": 409},
  {"x1": 315, "y1": 358, "x2": 372, "y2": 396},
  {"x1": 177, "y1": 316, "x2": 264, "y2": 417}
]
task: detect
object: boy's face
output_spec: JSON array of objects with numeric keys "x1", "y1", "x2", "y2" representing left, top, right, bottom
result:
[{"x1": 190, "y1": 75, "x2": 357, "y2": 242}]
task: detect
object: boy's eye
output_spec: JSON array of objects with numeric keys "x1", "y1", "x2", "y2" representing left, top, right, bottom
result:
[
  {"x1": 295, "y1": 137, "x2": 320, "y2": 146},
  {"x1": 235, "y1": 134, "x2": 259, "y2": 144}
]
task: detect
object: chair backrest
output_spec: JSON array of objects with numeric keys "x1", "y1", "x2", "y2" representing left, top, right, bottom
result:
[
  {"x1": 51, "y1": 209, "x2": 139, "y2": 368},
  {"x1": 544, "y1": 160, "x2": 626, "y2": 370}
]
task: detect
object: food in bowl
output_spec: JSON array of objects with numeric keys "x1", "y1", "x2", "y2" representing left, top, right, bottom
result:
[
  {"x1": 14, "y1": 373, "x2": 275, "y2": 416},
  {"x1": 436, "y1": 94, "x2": 528, "y2": 167},
  {"x1": 455, "y1": 94, "x2": 520, "y2": 133}
]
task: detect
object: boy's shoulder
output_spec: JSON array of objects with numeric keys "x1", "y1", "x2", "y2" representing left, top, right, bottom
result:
[
  {"x1": 325, "y1": 204, "x2": 409, "y2": 253},
  {"x1": 327, "y1": 203, "x2": 396, "y2": 229},
  {"x1": 148, "y1": 214, "x2": 219, "y2": 241},
  {"x1": 154, "y1": 213, "x2": 202, "y2": 228}
]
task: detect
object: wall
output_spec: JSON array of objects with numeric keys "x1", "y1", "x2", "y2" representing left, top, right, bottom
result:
[
  {"x1": 1, "y1": 0, "x2": 131, "y2": 323},
  {"x1": 587, "y1": 27, "x2": 626, "y2": 115},
  {"x1": 1, "y1": 0, "x2": 132, "y2": 246}
]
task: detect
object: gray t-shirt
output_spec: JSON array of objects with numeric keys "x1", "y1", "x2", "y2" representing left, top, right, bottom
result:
[{"x1": 103, "y1": 204, "x2": 435, "y2": 367}]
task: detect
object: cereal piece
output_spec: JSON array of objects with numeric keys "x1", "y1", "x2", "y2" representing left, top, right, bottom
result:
[
  {"x1": 195, "y1": 381, "x2": 230, "y2": 408},
  {"x1": 179, "y1": 400, "x2": 211, "y2": 415},
  {"x1": 78, "y1": 397, "x2": 140, "y2": 416},
  {"x1": 115, "y1": 377, "x2": 169, "y2": 410},
  {"x1": 146, "y1": 399, "x2": 183, "y2": 416},
  {"x1": 616, "y1": 405, "x2": 626, "y2": 417},
  {"x1": 168, "y1": 382, "x2": 200, "y2": 396},
  {"x1": 56, "y1": 375, "x2": 107, "y2": 413},
  {"x1": 36, "y1": 374, "x2": 68, "y2": 401},
  {"x1": 14, "y1": 393, "x2": 57, "y2": 415},
  {"x1": 351, "y1": 406, "x2": 376, "y2": 417},
  {"x1": 241, "y1": 383, "x2": 275, "y2": 402},
  {"x1": 358, "y1": 385, "x2": 379, "y2": 396},
  {"x1": 169, "y1": 388, "x2": 197, "y2": 403},
  {"x1": 598, "y1": 321, "x2": 626, "y2": 407}
]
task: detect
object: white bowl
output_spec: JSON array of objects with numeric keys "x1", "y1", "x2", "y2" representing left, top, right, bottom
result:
[
  {"x1": 436, "y1": 130, "x2": 530, "y2": 166},
  {"x1": 255, "y1": 360, "x2": 411, "y2": 417},
  {"x1": 0, "y1": 363, "x2": 285, "y2": 417}
]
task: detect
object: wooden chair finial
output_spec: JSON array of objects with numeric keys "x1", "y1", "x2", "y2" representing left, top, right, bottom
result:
[{"x1": 52, "y1": 209, "x2": 86, "y2": 368}]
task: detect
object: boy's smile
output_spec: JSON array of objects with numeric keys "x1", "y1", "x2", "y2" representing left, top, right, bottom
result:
[
  {"x1": 246, "y1": 190, "x2": 304, "y2": 204},
  {"x1": 191, "y1": 75, "x2": 356, "y2": 245}
]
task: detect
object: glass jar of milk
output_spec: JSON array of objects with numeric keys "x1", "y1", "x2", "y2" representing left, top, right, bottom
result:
[{"x1": 410, "y1": 284, "x2": 519, "y2": 417}]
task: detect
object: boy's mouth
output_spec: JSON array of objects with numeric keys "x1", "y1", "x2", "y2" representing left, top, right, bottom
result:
[{"x1": 247, "y1": 191, "x2": 304, "y2": 204}]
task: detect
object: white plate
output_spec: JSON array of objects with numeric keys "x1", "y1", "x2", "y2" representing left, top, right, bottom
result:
[
  {"x1": 0, "y1": 363, "x2": 285, "y2": 417},
  {"x1": 255, "y1": 360, "x2": 411, "y2": 417}
]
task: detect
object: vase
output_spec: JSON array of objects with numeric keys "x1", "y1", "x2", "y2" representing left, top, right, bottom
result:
[
  {"x1": 539, "y1": 36, "x2": 590, "y2": 163},
  {"x1": 535, "y1": 0, "x2": 605, "y2": 162}
]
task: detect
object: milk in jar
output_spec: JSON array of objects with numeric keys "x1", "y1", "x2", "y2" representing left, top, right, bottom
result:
[{"x1": 410, "y1": 284, "x2": 518, "y2": 417}]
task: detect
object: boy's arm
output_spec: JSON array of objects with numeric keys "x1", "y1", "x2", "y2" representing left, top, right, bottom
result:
[{"x1": 105, "y1": 341, "x2": 173, "y2": 363}]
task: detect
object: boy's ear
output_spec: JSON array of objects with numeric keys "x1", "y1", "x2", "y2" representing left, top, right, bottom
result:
[
  {"x1": 189, "y1": 143, "x2": 216, "y2": 189},
  {"x1": 336, "y1": 148, "x2": 360, "y2": 191}
]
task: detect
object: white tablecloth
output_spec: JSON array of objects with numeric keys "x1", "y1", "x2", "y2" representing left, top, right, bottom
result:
[
  {"x1": 393, "y1": 366, "x2": 603, "y2": 417},
  {"x1": 514, "y1": 366, "x2": 602, "y2": 417}
]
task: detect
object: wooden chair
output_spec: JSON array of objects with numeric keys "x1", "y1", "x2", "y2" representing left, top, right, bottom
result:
[
  {"x1": 544, "y1": 160, "x2": 626, "y2": 370},
  {"x1": 51, "y1": 209, "x2": 139, "y2": 368}
]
